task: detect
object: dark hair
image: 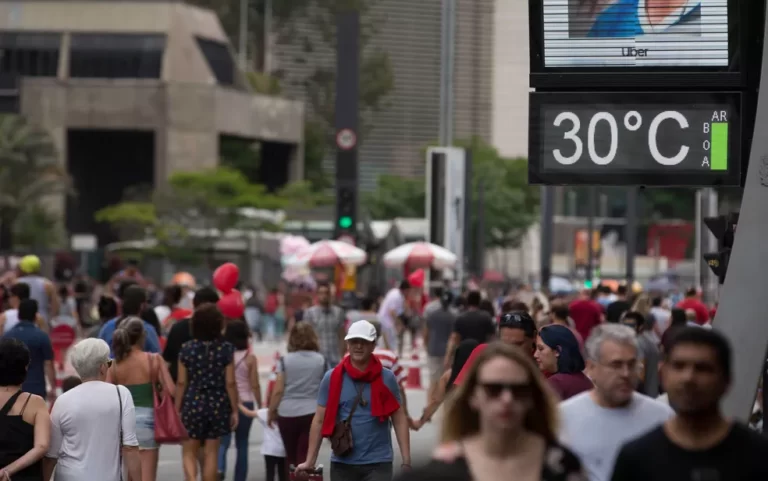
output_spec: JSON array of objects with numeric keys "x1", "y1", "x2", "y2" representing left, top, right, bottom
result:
[
  {"x1": 479, "y1": 299, "x2": 495, "y2": 318},
  {"x1": 61, "y1": 376, "x2": 82, "y2": 393},
  {"x1": 121, "y1": 285, "x2": 147, "y2": 316},
  {"x1": 466, "y1": 291, "x2": 482, "y2": 307},
  {"x1": 398, "y1": 280, "x2": 411, "y2": 291},
  {"x1": 193, "y1": 286, "x2": 220, "y2": 308},
  {"x1": 58, "y1": 284, "x2": 69, "y2": 300},
  {"x1": 360, "y1": 296, "x2": 375, "y2": 311},
  {"x1": 616, "y1": 285, "x2": 627, "y2": 296},
  {"x1": 117, "y1": 280, "x2": 138, "y2": 300},
  {"x1": 224, "y1": 320, "x2": 251, "y2": 350},
  {"x1": 500, "y1": 311, "x2": 537, "y2": 338},
  {"x1": 502, "y1": 300, "x2": 529, "y2": 314},
  {"x1": 622, "y1": 311, "x2": 645, "y2": 330},
  {"x1": 446, "y1": 339, "x2": 480, "y2": 387},
  {"x1": 670, "y1": 308, "x2": 687, "y2": 327},
  {"x1": 287, "y1": 322, "x2": 320, "y2": 352},
  {"x1": 539, "y1": 324, "x2": 585, "y2": 374},
  {"x1": 163, "y1": 285, "x2": 183, "y2": 306},
  {"x1": 140, "y1": 307, "x2": 161, "y2": 337},
  {"x1": 10, "y1": 282, "x2": 30, "y2": 300},
  {"x1": 98, "y1": 296, "x2": 118, "y2": 321},
  {"x1": 651, "y1": 297, "x2": 662, "y2": 307},
  {"x1": 316, "y1": 281, "x2": 330, "y2": 291},
  {"x1": 665, "y1": 327, "x2": 732, "y2": 382},
  {"x1": 685, "y1": 287, "x2": 698, "y2": 297},
  {"x1": 0, "y1": 338, "x2": 30, "y2": 386},
  {"x1": 432, "y1": 287, "x2": 444, "y2": 299},
  {"x1": 112, "y1": 317, "x2": 145, "y2": 362},
  {"x1": 18, "y1": 299, "x2": 38, "y2": 322},
  {"x1": 550, "y1": 303, "x2": 569, "y2": 321},
  {"x1": 191, "y1": 304, "x2": 224, "y2": 341}
]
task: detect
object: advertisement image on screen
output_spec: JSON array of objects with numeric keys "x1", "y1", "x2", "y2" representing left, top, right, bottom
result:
[{"x1": 543, "y1": 0, "x2": 729, "y2": 67}]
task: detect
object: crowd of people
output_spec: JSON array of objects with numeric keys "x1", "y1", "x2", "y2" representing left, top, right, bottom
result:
[{"x1": 0, "y1": 255, "x2": 767, "y2": 481}]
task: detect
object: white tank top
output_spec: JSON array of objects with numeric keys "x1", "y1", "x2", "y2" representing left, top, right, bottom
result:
[{"x1": 3, "y1": 309, "x2": 19, "y2": 334}]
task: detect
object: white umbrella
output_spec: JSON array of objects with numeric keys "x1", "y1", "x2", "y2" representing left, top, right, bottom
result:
[
  {"x1": 382, "y1": 242, "x2": 457, "y2": 270},
  {"x1": 283, "y1": 240, "x2": 367, "y2": 268}
]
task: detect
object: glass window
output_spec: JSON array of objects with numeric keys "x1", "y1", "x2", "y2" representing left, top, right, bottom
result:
[
  {"x1": 69, "y1": 34, "x2": 165, "y2": 79},
  {"x1": 0, "y1": 32, "x2": 61, "y2": 77},
  {"x1": 195, "y1": 37, "x2": 235, "y2": 86}
]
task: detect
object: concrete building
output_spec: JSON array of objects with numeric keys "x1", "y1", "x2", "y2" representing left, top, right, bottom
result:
[
  {"x1": 0, "y1": 0, "x2": 304, "y2": 244},
  {"x1": 272, "y1": 0, "x2": 494, "y2": 190}
]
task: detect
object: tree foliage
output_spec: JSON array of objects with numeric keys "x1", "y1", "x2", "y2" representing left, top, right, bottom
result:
[
  {"x1": 95, "y1": 167, "x2": 318, "y2": 262},
  {"x1": 0, "y1": 115, "x2": 72, "y2": 250},
  {"x1": 362, "y1": 138, "x2": 539, "y2": 249}
]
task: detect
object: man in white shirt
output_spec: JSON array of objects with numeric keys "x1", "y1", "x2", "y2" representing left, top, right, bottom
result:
[
  {"x1": 559, "y1": 324, "x2": 673, "y2": 481},
  {"x1": 376, "y1": 281, "x2": 411, "y2": 355}
]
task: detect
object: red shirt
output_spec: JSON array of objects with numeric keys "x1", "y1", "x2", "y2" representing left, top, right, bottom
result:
[
  {"x1": 676, "y1": 298, "x2": 710, "y2": 325},
  {"x1": 568, "y1": 299, "x2": 603, "y2": 340}
]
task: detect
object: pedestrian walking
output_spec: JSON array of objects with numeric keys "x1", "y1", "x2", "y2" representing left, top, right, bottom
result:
[
  {"x1": 98, "y1": 284, "x2": 161, "y2": 357},
  {"x1": 43, "y1": 338, "x2": 142, "y2": 481},
  {"x1": 295, "y1": 320, "x2": 410, "y2": 481},
  {"x1": 175, "y1": 304, "x2": 238, "y2": 481},
  {"x1": 559, "y1": 324, "x2": 673, "y2": 481},
  {"x1": 303, "y1": 282, "x2": 346, "y2": 367},
  {"x1": 612, "y1": 327, "x2": 768, "y2": 480},
  {"x1": 109, "y1": 317, "x2": 175, "y2": 481},
  {"x1": 535, "y1": 325, "x2": 593, "y2": 400},
  {"x1": 395, "y1": 342, "x2": 586, "y2": 481},
  {"x1": 254, "y1": 407, "x2": 287, "y2": 481},
  {"x1": 0, "y1": 338, "x2": 51, "y2": 481},
  {"x1": 423, "y1": 290, "x2": 456, "y2": 393},
  {"x1": 16, "y1": 255, "x2": 59, "y2": 326},
  {"x1": 268, "y1": 322, "x2": 328, "y2": 477},
  {"x1": 218, "y1": 320, "x2": 262, "y2": 481}
]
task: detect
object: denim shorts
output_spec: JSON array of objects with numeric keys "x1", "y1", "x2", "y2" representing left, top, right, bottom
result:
[{"x1": 134, "y1": 406, "x2": 158, "y2": 450}]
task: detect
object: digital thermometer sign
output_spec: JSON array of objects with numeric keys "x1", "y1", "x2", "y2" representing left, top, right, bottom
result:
[{"x1": 528, "y1": 92, "x2": 741, "y2": 185}]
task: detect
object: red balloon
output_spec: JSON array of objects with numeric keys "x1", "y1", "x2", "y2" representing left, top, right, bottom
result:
[
  {"x1": 213, "y1": 263, "x2": 239, "y2": 293},
  {"x1": 407, "y1": 269, "x2": 425, "y2": 288},
  {"x1": 218, "y1": 291, "x2": 244, "y2": 319}
]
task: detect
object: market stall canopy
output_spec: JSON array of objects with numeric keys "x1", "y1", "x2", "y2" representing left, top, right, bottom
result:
[{"x1": 383, "y1": 242, "x2": 457, "y2": 270}]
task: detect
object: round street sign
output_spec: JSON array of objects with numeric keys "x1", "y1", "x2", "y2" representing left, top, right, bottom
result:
[{"x1": 336, "y1": 129, "x2": 357, "y2": 150}]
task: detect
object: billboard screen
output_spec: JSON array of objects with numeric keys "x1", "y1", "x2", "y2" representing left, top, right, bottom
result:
[{"x1": 540, "y1": 0, "x2": 729, "y2": 68}]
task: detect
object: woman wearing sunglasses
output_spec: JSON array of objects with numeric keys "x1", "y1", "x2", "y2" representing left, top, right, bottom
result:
[
  {"x1": 396, "y1": 342, "x2": 586, "y2": 481},
  {"x1": 535, "y1": 325, "x2": 593, "y2": 401}
]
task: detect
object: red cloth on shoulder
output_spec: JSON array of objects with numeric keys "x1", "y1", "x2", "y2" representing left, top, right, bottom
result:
[{"x1": 321, "y1": 355, "x2": 400, "y2": 438}]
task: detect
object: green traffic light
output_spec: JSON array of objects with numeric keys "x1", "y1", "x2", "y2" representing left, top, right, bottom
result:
[{"x1": 339, "y1": 216, "x2": 353, "y2": 229}]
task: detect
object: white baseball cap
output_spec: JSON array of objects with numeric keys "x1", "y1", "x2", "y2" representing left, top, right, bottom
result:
[{"x1": 344, "y1": 320, "x2": 377, "y2": 342}]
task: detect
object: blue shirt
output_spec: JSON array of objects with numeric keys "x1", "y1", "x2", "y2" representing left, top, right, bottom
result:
[
  {"x1": 588, "y1": 0, "x2": 701, "y2": 38},
  {"x1": 318, "y1": 368, "x2": 401, "y2": 465},
  {"x1": 98, "y1": 317, "x2": 161, "y2": 358},
  {"x1": 3, "y1": 322, "x2": 53, "y2": 397}
]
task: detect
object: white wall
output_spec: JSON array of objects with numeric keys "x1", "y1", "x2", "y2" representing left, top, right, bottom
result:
[{"x1": 491, "y1": 0, "x2": 530, "y2": 158}]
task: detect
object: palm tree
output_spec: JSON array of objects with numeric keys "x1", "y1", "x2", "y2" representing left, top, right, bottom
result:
[{"x1": 0, "y1": 115, "x2": 72, "y2": 250}]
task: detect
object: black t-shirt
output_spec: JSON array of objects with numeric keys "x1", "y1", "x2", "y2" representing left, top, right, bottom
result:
[
  {"x1": 611, "y1": 422, "x2": 768, "y2": 481},
  {"x1": 453, "y1": 309, "x2": 496, "y2": 344},
  {"x1": 163, "y1": 317, "x2": 192, "y2": 382},
  {"x1": 605, "y1": 300, "x2": 631, "y2": 323}
]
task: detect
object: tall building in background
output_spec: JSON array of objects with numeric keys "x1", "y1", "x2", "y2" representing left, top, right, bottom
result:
[
  {"x1": 492, "y1": 0, "x2": 529, "y2": 159},
  {"x1": 273, "y1": 0, "x2": 494, "y2": 191}
]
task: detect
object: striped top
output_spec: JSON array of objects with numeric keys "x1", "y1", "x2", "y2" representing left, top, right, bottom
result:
[{"x1": 373, "y1": 348, "x2": 405, "y2": 384}]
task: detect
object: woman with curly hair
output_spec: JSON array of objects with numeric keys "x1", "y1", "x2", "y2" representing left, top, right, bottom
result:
[{"x1": 268, "y1": 323, "x2": 329, "y2": 477}]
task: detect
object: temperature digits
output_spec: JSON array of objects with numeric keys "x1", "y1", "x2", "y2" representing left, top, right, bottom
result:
[{"x1": 552, "y1": 111, "x2": 690, "y2": 166}]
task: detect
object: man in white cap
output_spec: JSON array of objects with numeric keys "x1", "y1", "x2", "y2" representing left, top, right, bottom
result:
[
  {"x1": 296, "y1": 320, "x2": 411, "y2": 481},
  {"x1": 17, "y1": 255, "x2": 58, "y2": 325}
]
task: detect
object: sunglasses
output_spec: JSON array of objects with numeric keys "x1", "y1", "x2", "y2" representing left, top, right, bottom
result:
[{"x1": 478, "y1": 382, "x2": 533, "y2": 399}]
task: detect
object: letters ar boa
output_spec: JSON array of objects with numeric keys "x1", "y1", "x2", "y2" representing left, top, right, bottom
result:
[{"x1": 321, "y1": 355, "x2": 400, "y2": 437}]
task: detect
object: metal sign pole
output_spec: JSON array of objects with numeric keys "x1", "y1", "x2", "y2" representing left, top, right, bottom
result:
[{"x1": 718, "y1": 3, "x2": 768, "y2": 421}]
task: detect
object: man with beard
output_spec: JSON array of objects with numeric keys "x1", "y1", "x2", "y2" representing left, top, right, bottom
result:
[{"x1": 610, "y1": 328, "x2": 768, "y2": 481}]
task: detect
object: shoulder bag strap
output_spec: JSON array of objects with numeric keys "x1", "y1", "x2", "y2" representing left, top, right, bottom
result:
[
  {"x1": 279, "y1": 356, "x2": 286, "y2": 382},
  {"x1": 111, "y1": 362, "x2": 119, "y2": 385},
  {"x1": 344, "y1": 382, "x2": 366, "y2": 424},
  {"x1": 116, "y1": 385, "x2": 124, "y2": 481}
]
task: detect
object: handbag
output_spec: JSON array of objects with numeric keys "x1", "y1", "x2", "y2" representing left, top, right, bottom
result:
[
  {"x1": 329, "y1": 382, "x2": 366, "y2": 457},
  {"x1": 149, "y1": 353, "x2": 188, "y2": 444}
]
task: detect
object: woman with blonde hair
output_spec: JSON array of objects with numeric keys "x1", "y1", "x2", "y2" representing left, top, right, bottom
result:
[{"x1": 396, "y1": 342, "x2": 586, "y2": 481}]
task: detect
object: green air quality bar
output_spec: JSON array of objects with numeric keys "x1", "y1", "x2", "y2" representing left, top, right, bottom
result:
[{"x1": 711, "y1": 123, "x2": 728, "y2": 171}]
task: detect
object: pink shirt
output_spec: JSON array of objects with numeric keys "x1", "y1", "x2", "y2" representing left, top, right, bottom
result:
[{"x1": 234, "y1": 350, "x2": 254, "y2": 403}]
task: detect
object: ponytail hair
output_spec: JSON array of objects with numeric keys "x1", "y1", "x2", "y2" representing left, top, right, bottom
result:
[{"x1": 112, "y1": 316, "x2": 145, "y2": 362}]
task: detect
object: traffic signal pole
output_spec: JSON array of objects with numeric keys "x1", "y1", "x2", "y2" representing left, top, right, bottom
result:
[
  {"x1": 334, "y1": 11, "x2": 360, "y2": 241},
  {"x1": 718, "y1": 3, "x2": 768, "y2": 422}
]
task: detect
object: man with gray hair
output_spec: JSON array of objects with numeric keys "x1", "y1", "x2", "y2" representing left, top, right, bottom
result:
[
  {"x1": 43, "y1": 339, "x2": 142, "y2": 481},
  {"x1": 558, "y1": 324, "x2": 673, "y2": 481}
]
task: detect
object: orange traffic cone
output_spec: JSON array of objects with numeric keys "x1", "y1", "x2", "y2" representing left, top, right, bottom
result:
[{"x1": 406, "y1": 352, "x2": 422, "y2": 389}]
